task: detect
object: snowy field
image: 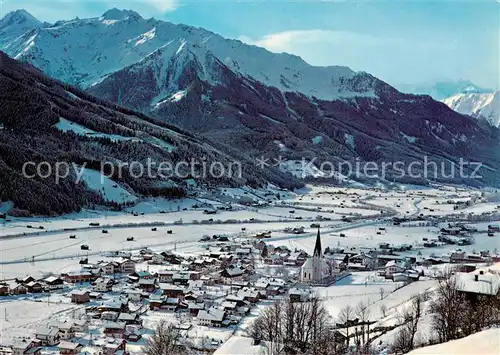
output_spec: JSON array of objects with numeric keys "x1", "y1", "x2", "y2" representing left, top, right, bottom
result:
[{"x1": 0, "y1": 299, "x2": 78, "y2": 344}]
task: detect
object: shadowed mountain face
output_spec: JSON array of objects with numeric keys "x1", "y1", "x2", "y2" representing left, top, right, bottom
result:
[
  {"x1": 1, "y1": 10, "x2": 500, "y2": 189},
  {"x1": 0, "y1": 51, "x2": 302, "y2": 215}
]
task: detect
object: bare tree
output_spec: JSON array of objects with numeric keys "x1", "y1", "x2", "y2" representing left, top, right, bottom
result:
[
  {"x1": 337, "y1": 304, "x2": 355, "y2": 347},
  {"x1": 247, "y1": 297, "x2": 336, "y2": 355},
  {"x1": 391, "y1": 295, "x2": 423, "y2": 353},
  {"x1": 354, "y1": 301, "x2": 373, "y2": 351},
  {"x1": 143, "y1": 320, "x2": 187, "y2": 355},
  {"x1": 429, "y1": 271, "x2": 467, "y2": 343}
]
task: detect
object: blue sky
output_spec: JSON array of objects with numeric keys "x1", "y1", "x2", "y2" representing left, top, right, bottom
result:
[{"x1": 3, "y1": 0, "x2": 499, "y2": 90}]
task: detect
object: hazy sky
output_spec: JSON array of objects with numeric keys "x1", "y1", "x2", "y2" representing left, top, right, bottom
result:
[{"x1": 3, "y1": 0, "x2": 499, "y2": 90}]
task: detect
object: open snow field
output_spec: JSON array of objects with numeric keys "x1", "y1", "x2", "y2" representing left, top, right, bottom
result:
[
  {"x1": 2, "y1": 185, "x2": 499, "y2": 280},
  {"x1": 0, "y1": 299, "x2": 78, "y2": 344}
]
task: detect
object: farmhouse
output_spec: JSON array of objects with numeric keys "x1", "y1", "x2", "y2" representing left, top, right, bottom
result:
[
  {"x1": 58, "y1": 341, "x2": 83, "y2": 355},
  {"x1": 71, "y1": 290, "x2": 90, "y2": 304},
  {"x1": 35, "y1": 327, "x2": 59, "y2": 346},
  {"x1": 197, "y1": 309, "x2": 226, "y2": 327}
]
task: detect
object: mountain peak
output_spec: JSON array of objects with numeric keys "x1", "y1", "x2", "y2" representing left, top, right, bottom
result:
[
  {"x1": 0, "y1": 9, "x2": 41, "y2": 29},
  {"x1": 102, "y1": 8, "x2": 143, "y2": 21}
]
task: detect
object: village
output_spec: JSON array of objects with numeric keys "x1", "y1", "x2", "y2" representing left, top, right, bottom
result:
[{"x1": 1, "y1": 184, "x2": 500, "y2": 354}]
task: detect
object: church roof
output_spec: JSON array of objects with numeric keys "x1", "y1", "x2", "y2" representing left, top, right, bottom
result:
[{"x1": 313, "y1": 228, "x2": 322, "y2": 257}]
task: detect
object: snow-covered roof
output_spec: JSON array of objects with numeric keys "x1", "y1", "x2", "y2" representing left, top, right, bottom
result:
[
  {"x1": 197, "y1": 309, "x2": 224, "y2": 322},
  {"x1": 455, "y1": 272, "x2": 500, "y2": 296},
  {"x1": 58, "y1": 341, "x2": 82, "y2": 350},
  {"x1": 214, "y1": 336, "x2": 272, "y2": 355}
]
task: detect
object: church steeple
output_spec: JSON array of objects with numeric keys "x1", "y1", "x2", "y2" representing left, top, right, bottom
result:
[{"x1": 313, "y1": 228, "x2": 322, "y2": 257}]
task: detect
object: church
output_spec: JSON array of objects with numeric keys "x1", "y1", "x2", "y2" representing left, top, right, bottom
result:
[{"x1": 300, "y1": 229, "x2": 337, "y2": 284}]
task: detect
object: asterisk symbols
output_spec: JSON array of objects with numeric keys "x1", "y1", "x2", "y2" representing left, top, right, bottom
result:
[{"x1": 256, "y1": 156, "x2": 287, "y2": 169}]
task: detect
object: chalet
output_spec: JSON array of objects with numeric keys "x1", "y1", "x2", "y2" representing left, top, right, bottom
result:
[
  {"x1": 225, "y1": 295, "x2": 247, "y2": 307},
  {"x1": 455, "y1": 270, "x2": 500, "y2": 299},
  {"x1": 94, "y1": 278, "x2": 114, "y2": 292},
  {"x1": 187, "y1": 279, "x2": 204, "y2": 292},
  {"x1": 159, "y1": 283, "x2": 184, "y2": 298},
  {"x1": 197, "y1": 309, "x2": 225, "y2": 327},
  {"x1": 384, "y1": 260, "x2": 406, "y2": 277},
  {"x1": 99, "y1": 339, "x2": 127, "y2": 355},
  {"x1": 9, "y1": 283, "x2": 27, "y2": 295},
  {"x1": 450, "y1": 251, "x2": 467, "y2": 263},
  {"x1": 58, "y1": 341, "x2": 83, "y2": 355},
  {"x1": 376, "y1": 254, "x2": 406, "y2": 268},
  {"x1": 101, "y1": 311, "x2": 119, "y2": 321},
  {"x1": 16, "y1": 276, "x2": 35, "y2": 284},
  {"x1": 163, "y1": 298, "x2": 180, "y2": 312},
  {"x1": 237, "y1": 288, "x2": 261, "y2": 303},
  {"x1": 89, "y1": 292, "x2": 103, "y2": 299},
  {"x1": 35, "y1": 327, "x2": 60, "y2": 346},
  {"x1": 25, "y1": 281, "x2": 43, "y2": 293},
  {"x1": 488, "y1": 224, "x2": 500, "y2": 232},
  {"x1": 49, "y1": 321, "x2": 75, "y2": 340},
  {"x1": 137, "y1": 279, "x2": 157, "y2": 292},
  {"x1": 221, "y1": 267, "x2": 246, "y2": 282},
  {"x1": 11, "y1": 340, "x2": 42, "y2": 355},
  {"x1": 98, "y1": 299, "x2": 128, "y2": 313},
  {"x1": 129, "y1": 271, "x2": 153, "y2": 282},
  {"x1": 0, "y1": 283, "x2": 8, "y2": 296},
  {"x1": 266, "y1": 285, "x2": 281, "y2": 296},
  {"x1": 157, "y1": 270, "x2": 175, "y2": 283},
  {"x1": 349, "y1": 253, "x2": 376, "y2": 270},
  {"x1": 188, "y1": 302, "x2": 205, "y2": 316},
  {"x1": 289, "y1": 286, "x2": 312, "y2": 302},
  {"x1": 150, "y1": 254, "x2": 165, "y2": 264},
  {"x1": 286, "y1": 251, "x2": 307, "y2": 266},
  {"x1": 72, "y1": 319, "x2": 89, "y2": 332},
  {"x1": 222, "y1": 301, "x2": 238, "y2": 313},
  {"x1": 114, "y1": 258, "x2": 136, "y2": 274},
  {"x1": 71, "y1": 290, "x2": 90, "y2": 304},
  {"x1": 149, "y1": 295, "x2": 166, "y2": 310},
  {"x1": 99, "y1": 262, "x2": 119, "y2": 275},
  {"x1": 183, "y1": 291, "x2": 201, "y2": 302},
  {"x1": 103, "y1": 322, "x2": 126, "y2": 338},
  {"x1": 160, "y1": 251, "x2": 183, "y2": 264},
  {"x1": 172, "y1": 273, "x2": 191, "y2": 285},
  {"x1": 125, "y1": 290, "x2": 143, "y2": 302},
  {"x1": 62, "y1": 271, "x2": 95, "y2": 283},
  {"x1": 125, "y1": 330, "x2": 142, "y2": 342},
  {"x1": 118, "y1": 313, "x2": 142, "y2": 325},
  {"x1": 43, "y1": 276, "x2": 64, "y2": 289}
]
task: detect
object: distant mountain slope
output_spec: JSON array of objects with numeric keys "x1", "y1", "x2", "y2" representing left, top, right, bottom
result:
[
  {"x1": 0, "y1": 9, "x2": 42, "y2": 47},
  {"x1": 1, "y1": 9, "x2": 499, "y2": 188},
  {"x1": 0, "y1": 51, "x2": 300, "y2": 215},
  {"x1": 443, "y1": 91, "x2": 500, "y2": 128},
  {"x1": 397, "y1": 80, "x2": 493, "y2": 101}
]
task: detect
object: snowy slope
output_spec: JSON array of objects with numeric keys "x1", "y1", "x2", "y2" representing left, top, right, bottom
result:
[
  {"x1": 0, "y1": 9, "x2": 374, "y2": 100},
  {"x1": 409, "y1": 328, "x2": 500, "y2": 355},
  {"x1": 79, "y1": 167, "x2": 138, "y2": 203},
  {"x1": 443, "y1": 91, "x2": 500, "y2": 128}
]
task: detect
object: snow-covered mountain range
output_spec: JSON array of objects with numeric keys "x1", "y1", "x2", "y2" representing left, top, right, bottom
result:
[
  {"x1": 1, "y1": 8, "x2": 500, "y2": 189},
  {"x1": 443, "y1": 91, "x2": 500, "y2": 128},
  {"x1": 0, "y1": 8, "x2": 373, "y2": 101}
]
